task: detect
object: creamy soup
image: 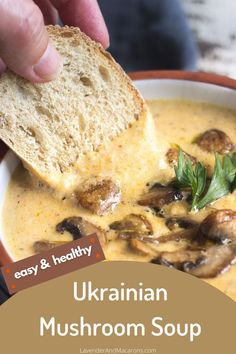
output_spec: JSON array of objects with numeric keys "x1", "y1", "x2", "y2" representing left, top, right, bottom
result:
[{"x1": 3, "y1": 99, "x2": 236, "y2": 300}]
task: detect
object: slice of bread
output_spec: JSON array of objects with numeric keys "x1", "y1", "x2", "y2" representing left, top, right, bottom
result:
[{"x1": 0, "y1": 25, "x2": 146, "y2": 187}]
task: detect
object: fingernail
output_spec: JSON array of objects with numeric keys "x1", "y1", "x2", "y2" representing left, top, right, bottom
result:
[{"x1": 33, "y1": 42, "x2": 62, "y2": 81}]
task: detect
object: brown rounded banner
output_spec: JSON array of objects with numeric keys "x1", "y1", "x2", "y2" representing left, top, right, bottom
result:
[{"x1": 0, "y1": 261, "x2": 235, "y2": 354}]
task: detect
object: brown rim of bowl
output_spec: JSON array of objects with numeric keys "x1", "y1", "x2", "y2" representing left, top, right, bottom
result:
[
  {"x1": 1, "y1": 70, "x2": 236, "y2": 265},
  {"x1": 128, "y1": 70, "x2": 236, "y2": 90}
]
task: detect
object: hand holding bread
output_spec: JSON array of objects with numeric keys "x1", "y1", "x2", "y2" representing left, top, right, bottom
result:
[
  {"x1": 0, "y1": 0, "x2": 109, "y2": 82},
  {"x1": 0, "y1": 25, "x2": 146, "y2": 190}
]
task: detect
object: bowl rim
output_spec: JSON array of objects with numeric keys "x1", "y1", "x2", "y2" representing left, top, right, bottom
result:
[
  {"x1": 1, "y1": 70, "x2": 236, "y2": 163},
  {"x1": 129, "y1": 70, "x2": 236, "y2": 90},
  {"x1": 1, "y1": 70, "x2": 236, "y2": 265}
]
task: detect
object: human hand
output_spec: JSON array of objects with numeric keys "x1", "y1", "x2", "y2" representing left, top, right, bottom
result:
[{"x1": 0, "y1": 0, "x2": 109, "y2": 82}]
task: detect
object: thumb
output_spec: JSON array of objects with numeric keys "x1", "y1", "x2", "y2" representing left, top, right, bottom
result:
[{"x1": 0, "y1": 0, "x2": 61, "y2": 82}]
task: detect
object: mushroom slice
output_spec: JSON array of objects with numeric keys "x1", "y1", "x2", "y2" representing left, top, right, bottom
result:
[
  {"x1": 33, "y1": 240, "x2": 68, "y2": 254},
  {"x1": 109, "y1": 214, "x2": 153, "y2": 240},
  {"x1": 138, "y1": 185, "x2": 183, "y2": 209},
  {"x1": 129, "y1": 228, "x2": 196, "y2": 257},
  {"x1": 129, "y1": 239, "x2": 158, "y2": 257},
  {"x1": 56, "y1": 216, "x2": 107, "y2": 246},
  {"x1": 165, "y1": 217, "x2": 198, "y2": 231},
  {"x1": 151, "y1": 248, "x2": 203, "y2": 271},
  {"x1": 76, "y1": 179, "x2": 121, "y2": 215},
  {"x1": 187, "y1": 245, "x2": 236, "y2": 278},
  {"x1": 166, "y1": 147, "x2": 197, "y2": 166},
  {"x1": 56, "y1": 217, "x2": 84, "y2": 240},
  {"x1": 151, "y1": 245, "x2": 236, "y2": 278},
  {"x1": 128, "y1": 228, "x2": 197, "y2": 251},
  {"x1": 199, "y1": 209, "x2": 236, "y2": 245},
  {"x1": 195, "y1": 129, "x2": 234, "y2": 154},
  {"x1": 155, "y1": 228, "x2": 198, "y2": 244}
]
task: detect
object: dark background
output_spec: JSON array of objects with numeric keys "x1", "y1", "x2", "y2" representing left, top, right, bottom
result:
[{"x1": 99, "y1": 0, "x2": 197, "y2": 71}]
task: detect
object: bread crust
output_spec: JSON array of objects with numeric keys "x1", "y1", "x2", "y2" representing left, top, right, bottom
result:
[{"x1": 0, "y1": 25, "x2": 146, "y2": 187}]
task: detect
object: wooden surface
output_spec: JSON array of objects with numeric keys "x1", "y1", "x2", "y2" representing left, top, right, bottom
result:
[{"x1": 182, "y1": 0, "x2": 236, "y2": 78}]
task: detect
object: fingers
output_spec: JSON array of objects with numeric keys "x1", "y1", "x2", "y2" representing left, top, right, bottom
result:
[
  {"x1": 34, "y1": 0, "x2": 59, "y2": 25},
  {"x1": 0, "y1": 0, "x2": 108, "y2": 83},
  {"x1": 50, "y1": 0, "x2": 109, "y2": 48},
  {"x1": 0, "y1": 0, "x2": 61, "y2": 82}
]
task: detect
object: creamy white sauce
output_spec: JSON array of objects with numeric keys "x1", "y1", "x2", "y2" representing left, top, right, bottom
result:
[{"x1": 3, "y1": 99, "x2": 236, "y2": 300}]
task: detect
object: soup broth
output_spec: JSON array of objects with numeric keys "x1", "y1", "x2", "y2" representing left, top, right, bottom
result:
[{"x1": 3, "y1": 99, "x2": 236, "y2": 300}]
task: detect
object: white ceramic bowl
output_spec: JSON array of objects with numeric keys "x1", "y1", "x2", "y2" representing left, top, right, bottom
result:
[{"x1": 1, "y1": 71, "x2": 236, "y2": 264}]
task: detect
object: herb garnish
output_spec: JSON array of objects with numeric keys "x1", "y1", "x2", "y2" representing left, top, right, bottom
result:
[{"x1": 174, "y1": 150, "x2": 236, "y2": 212}]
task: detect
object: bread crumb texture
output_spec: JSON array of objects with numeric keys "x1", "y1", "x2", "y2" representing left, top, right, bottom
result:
[{"x1": 0, "y1": 26, "x2": 144, "y2": 184}]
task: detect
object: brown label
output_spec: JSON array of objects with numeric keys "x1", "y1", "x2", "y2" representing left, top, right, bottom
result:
[
  {"x1": 0, "y1": 262, "x2": 235, "y2": 354},
  {"x1": 1, "y1": 234, "x2": 105, "y2": 294}
]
